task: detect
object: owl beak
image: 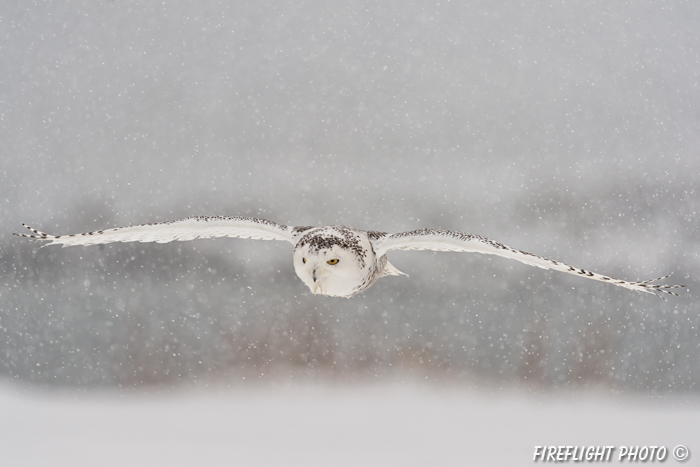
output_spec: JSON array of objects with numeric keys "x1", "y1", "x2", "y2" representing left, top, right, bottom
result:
[{"x1": 311, "y1": 268, "x2": 322, "y2": 295}]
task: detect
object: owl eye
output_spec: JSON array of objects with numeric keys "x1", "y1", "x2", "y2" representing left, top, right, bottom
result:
[
  {"x1": 302, "y1": 258, "x2": 306, "y2": 264},
  {"x1": 327, "y1": 258, "x2": 339, "y2": 265}
]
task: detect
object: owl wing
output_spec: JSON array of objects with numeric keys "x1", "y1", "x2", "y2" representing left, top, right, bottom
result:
[
  {"x1": 373, "y1": 228, "x2": 684, "y2": 298},
  {"x1": 14, "y1": 216, "x2": 298, "y2": 247}
]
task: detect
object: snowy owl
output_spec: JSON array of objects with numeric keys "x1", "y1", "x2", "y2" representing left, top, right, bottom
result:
[{"x1": 14, "y1": 216, "x2": 684, "y2": 298}]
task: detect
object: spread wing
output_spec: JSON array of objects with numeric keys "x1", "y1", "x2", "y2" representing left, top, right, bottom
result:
[
  {"x1": 374, "y1": 228, "x2": 684, "y2": 298},
  {"x1": 14, "y1": 216, "x2": 297, "y2": 247}
]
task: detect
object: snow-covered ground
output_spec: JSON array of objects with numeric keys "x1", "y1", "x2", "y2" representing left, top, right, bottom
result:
[{"x1": 1, "y1": 382, "x2": 697, "y2": 466}]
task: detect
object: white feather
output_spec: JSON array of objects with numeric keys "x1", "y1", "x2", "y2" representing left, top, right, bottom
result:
[
  {"x1": 15, "y1": 216, "x2": 295, "y2": 247},
  {"x1": 374, "y1": 228, "x2": 683, "y2": 298}
]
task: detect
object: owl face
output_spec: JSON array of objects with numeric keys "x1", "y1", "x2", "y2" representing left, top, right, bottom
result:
[{"x1": 292, "y1": 227, "x2": 374, "y2": 297}]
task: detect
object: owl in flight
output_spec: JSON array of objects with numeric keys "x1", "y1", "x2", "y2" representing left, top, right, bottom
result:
[{"x1": 15, "y1": 216, "x2": 683, "y2": 298}]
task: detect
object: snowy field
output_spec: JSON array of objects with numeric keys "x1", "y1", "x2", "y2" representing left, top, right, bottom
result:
[{"x1": 1, "y1": 382, "x2": 698, "y2": 467}]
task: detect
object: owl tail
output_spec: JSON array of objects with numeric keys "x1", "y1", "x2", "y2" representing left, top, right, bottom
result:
[{"x1": 383, "y1": 260, "x2": 408, "y2": 277}]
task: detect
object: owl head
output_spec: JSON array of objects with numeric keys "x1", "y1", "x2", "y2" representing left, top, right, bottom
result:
[{"x1": 292, "y1": 227, "x2": 374, "y2": 297}]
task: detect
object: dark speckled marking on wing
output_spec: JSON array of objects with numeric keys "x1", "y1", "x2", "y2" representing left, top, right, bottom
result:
[
  {"x1": 366, "y1": 230, "x2": 388, "y2": 241},
  {"x1": 292, "y1": 226, "x2": 314, "y2": 234}
]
